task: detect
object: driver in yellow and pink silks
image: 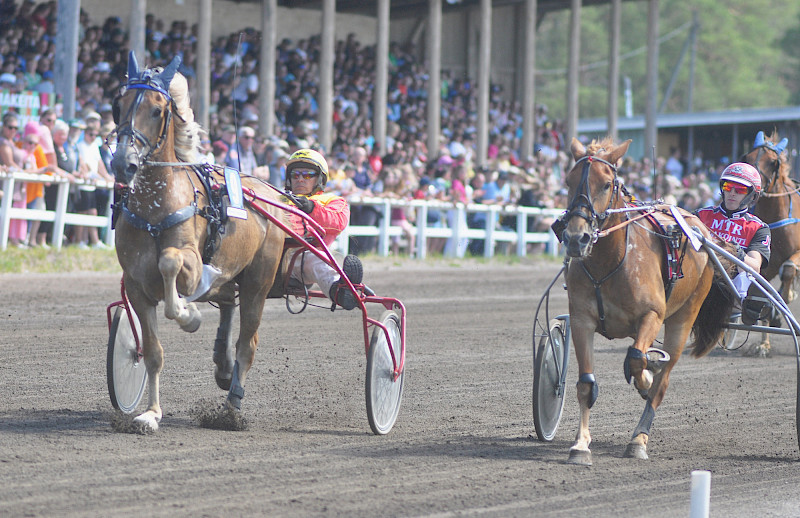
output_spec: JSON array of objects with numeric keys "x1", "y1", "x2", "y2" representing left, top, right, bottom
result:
[
  {"x1": 282, "y1": 148, "x2": 363, "y2": 310},
  {"x1": 695, "y1": 162, "x2": 771, "y2": 324}
]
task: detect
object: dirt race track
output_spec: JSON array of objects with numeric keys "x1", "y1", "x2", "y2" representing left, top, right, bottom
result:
[{"x1": 3, "y1": 259, "x2": 800, "y2": 517}]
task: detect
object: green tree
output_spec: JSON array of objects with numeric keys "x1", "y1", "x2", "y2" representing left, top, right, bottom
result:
[{"x1": 533, "y1": 0, "x2": 800, "y2": 120}]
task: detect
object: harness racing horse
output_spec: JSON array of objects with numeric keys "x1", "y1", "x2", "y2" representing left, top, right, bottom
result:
[
  {"x1": 741, "y1": 131, "x2": 797, "y2": 357},
  {"x1": 110, "y1": 52, "x2": 287, "y2": 432},
  {"x1": 559, "y1": 137, "x2": 733, "y2": 465}
]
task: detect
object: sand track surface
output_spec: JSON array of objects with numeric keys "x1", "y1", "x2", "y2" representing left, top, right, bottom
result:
[{"x1": 2, "y1": 261, "x2": 800, "y2": 517}]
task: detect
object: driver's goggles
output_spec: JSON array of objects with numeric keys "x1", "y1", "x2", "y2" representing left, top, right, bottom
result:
[
  {"x1": 291, "y1": 170, "x2": 319, "y2": 180},
  {"x1": 721, "y1": 181, "x2": 749, "y2": 195}
]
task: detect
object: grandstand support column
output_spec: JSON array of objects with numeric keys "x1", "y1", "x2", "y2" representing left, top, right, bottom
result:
[
  {"x1": 374, "y1": 0, "x2": 389, "y2": 156},
  {"x1": 129, "y1": 0, "x2": 146, "y2": 64},
  {"x1": 607, "y1": 0, "x2": 621, "y2": 141},
  {"x1": 644, "y1": 0, "x2": 659, "y2": 158},
  {"x1": 565, "y1": 0, "x2": 581, "y2": 145},
  {"x1": 259, "y1": 0, "x2": 277, "y2": 137},
  {"x1": 54, "y1": 0, "x2": 80, "y2": 121},
  {"x1": 476, "y1": 0, "x2": 491, "y2": 169},
  {"x1": 521, "y1": 0, "x2": 537, "y2": 161},
  {"x1": 426, "y1": 0, "x2": 442, "y2": 162},
  {"x1": 318, "y1": 0, "x2": 335, "y2": 152},
  {"x1": 196, "y1": 0, "x2": 212, "y2": 129}
]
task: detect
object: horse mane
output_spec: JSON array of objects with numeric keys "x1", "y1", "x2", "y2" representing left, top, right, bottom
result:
[
  {"x1": 585, "y1": 137, "x2": 618, "y2": 156},
  {"x1": 764, "y1": 130, "x2": 792, "y2": 181},
  {"x1": 168, "y1": 71, "x2": 206, "y2": 163}
]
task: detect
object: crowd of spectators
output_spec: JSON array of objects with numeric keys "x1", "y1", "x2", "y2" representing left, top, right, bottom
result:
[{"x1": 0, "y1": 0, "x2": 726, "y2": 255}]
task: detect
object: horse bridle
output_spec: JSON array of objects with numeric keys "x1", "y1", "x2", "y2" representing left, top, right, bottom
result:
[
  {"x1": 113, "y1": 80, "x2": 175, "y2": 172},
  {"x1": 749, "y1": 144, "x2": 782, "y2": 194},
  {"x1": 563, "y1": 154, "x2": 620, "y2": 241}
]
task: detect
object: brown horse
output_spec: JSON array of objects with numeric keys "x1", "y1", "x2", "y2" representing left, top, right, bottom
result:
[
  {"x1": 741, "y1": 130, "x2": 798, "y2": 356},
  {"x1": 110, "y1": 52, "x2": 287, "y2": 432},
  {"x1": 559, "y1": 137, "x2": 733, "y2": 465}
]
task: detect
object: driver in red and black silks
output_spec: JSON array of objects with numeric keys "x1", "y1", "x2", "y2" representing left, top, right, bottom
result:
[
  {"x1": 282, "y1": 148, "x2": 363, "y2": 310},
  {"x1": 695, "y1": 162, "x2": 771, "y2": 319}
]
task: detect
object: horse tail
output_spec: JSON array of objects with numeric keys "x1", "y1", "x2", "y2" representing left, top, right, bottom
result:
[{"x1": 690, "y1": 273, "x2": 735, "y2": 358}]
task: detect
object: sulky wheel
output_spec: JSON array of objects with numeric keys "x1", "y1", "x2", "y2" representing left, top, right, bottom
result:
[
  {"x1": 107, "y1": 305, "x2": 147, "y2": 413},
  {"x1": 366, "y1": 310, "x2": 405, "y2": 435},
  {"x1": 533, "y1": 318, "x2": 568, "y2": 442},
  {"x1": 721, "y1": 313, "x2": 742, "y2": 350}
]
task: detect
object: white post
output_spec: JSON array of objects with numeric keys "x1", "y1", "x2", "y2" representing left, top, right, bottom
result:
[
  {"x1": 416, "y1": 204, "x2": 428, "y2": 260},
  {"x1": 0, "y1": 175, "x2": 17, "y2": 250},
  {"x1": 690, "y1": 470, "x2": 711, "y2": 518},
  {"x1": 378, "y1": 200, "x2": 391, "y2": 257},
  {"x1": 516, "y1": 211, "x2": 526, "y2": 256},
  {"x1": 52, "y1": 180, "x2": 70, "y2": 250}
]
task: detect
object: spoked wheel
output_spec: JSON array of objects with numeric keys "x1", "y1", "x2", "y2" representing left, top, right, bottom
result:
[
  {"x1": 721, "y1": 314, "x2": 742, "y2": 350},
  {"x1": 107, "y1": 306, "x2": 147, "y2": 413},
  {"x1": 533, "y1": 319, "x2": 568, "y2": 442},
  {"x1": 366, "y1": 310, "x2": 404, "y2": 435}
]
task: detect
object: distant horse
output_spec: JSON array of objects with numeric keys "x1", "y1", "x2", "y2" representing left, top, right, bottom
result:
[
  {"x1": 110, "y1": 52, "x2": 287, "y2": 431},
  {"x1": 741, "y1": 131, "x2": 797, "y2": 356},
  {"x1": 559, "y1": 137, "x2": 733, "y2": 464}
]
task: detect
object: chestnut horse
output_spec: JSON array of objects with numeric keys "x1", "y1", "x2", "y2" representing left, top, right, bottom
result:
[
  {"x1": 741, "y1": 131, "x2": 797, "y2": 356},
  {"x1": 559, "y1": 137, "x2": 733, "y2": 464},
  {"x1": 110, "y1": 52, "x2": 287, "y2": 432}
]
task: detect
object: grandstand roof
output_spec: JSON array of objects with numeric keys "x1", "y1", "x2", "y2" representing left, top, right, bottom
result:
[
  {"x1": 274, "y1": 0, "x2": 631, "y2": 19},
  {"x1": 578, "y1": 106, "x2": 800, "y2": 133}
]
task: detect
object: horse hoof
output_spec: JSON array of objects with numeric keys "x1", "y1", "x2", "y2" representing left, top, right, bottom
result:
[
  {"x1": 624, "y1": 443, "x2": 648, "y2": 459},
  {"x1": 133, "y1": 413, "x2": 160, "y2": 434},
  {"x1": 215, "y1": 368, "x2": 232, "y2": 391},
  {"x1": 645, "y1": 348, "x2": 670, "y2": 375},
  {"x1": 566, "y1": 449, "x2": 592, "y2": 466},
  {"x1": 181, "y1": 315, "x2": 202, "y2": 333},
  {"x1": 744, "y1": 344, "x2": 771, "y2": 358}
]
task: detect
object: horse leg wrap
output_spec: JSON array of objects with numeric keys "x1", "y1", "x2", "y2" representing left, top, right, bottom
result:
[
  {"x1": 577, "y1": 373, "x2": 599, "y2": 409},
  {"x1": 623, "y1": 346, "x2": 645, "y2": 384},
  {"x1": 213, "y1": 305, "x2": 235, "y2": 367},
  {"x1": 631, "y1": 400, "x2": 656, "y2": 439},
  {"x1": 227, "y1": 361, "x2": 245, "y2": 410}
]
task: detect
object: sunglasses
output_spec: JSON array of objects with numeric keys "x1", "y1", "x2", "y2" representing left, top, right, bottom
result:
[
  {"x1": 721, "y1": 181, "x2": 749, "y2": 195},
  {"x1": 4, "y1": 125, "x2": 18, "y2": 131},
  {"x1": 291, "y1": 171, "x2": 319, "y2": 180}
]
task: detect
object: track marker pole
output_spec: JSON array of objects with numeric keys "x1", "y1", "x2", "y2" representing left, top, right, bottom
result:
[{"x1": 690, "y1": 470, "x2": 711, "y2": 518}]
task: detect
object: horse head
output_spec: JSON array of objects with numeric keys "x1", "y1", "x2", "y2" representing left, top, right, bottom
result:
[
  {"x1": 561, "y1": 137, "x2": 631, "y2": 258},
  {"x1": 741, "y1": 130, "x2": 789, "y2": 193},
  {"x1": 111, "y1": 51, "x2": 182, "y2": 184}
]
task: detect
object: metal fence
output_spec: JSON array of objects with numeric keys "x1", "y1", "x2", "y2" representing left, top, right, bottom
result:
[
  {"x1": 0, "y1": 171, "x2": 113, "y2": 250},
  {"x1": 0, "y1": 172, "x2": 564, "y2": 257},
  {"x1": 339, "y1": 197, "x2": 563, "y2": 259}
]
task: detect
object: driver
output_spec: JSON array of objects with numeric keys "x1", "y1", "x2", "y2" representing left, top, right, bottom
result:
[
  {"x1": 283, "y1": 148, "x2": 363, "y2": 310},
  {"x1": 695, "y1": 162, "x2": 771, "y2": 324}
]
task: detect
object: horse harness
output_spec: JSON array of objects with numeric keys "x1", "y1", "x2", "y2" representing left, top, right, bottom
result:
[
  {"x1": 113, "y1": 164, "x2": 232, "y2": 265},
  {"x1": 112, "y1": 70, "x2": 232, "y2": 265},
  {"x1": 559, "y1": 155, "x2": 688, "y2": 337}
]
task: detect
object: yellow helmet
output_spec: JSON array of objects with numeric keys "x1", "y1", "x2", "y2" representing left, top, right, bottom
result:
[{"x1": 285, "y1": 148, "x2": 329, "y2": 191}]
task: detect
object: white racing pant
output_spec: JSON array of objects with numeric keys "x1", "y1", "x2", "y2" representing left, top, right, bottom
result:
[{"x1": 290, "y1": 250, "x2": 339, "y2": 299}]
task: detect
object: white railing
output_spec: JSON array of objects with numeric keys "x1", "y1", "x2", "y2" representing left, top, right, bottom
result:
[
  {"x1": 0, "y1": 171, "x2": 114, "y2": 250},
  {"x1": 337, "y1": 197, "x2": 564, "y2": 259},
  {"x1": 0, "y1": 173, "x2": 565, "y2": 258}
]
